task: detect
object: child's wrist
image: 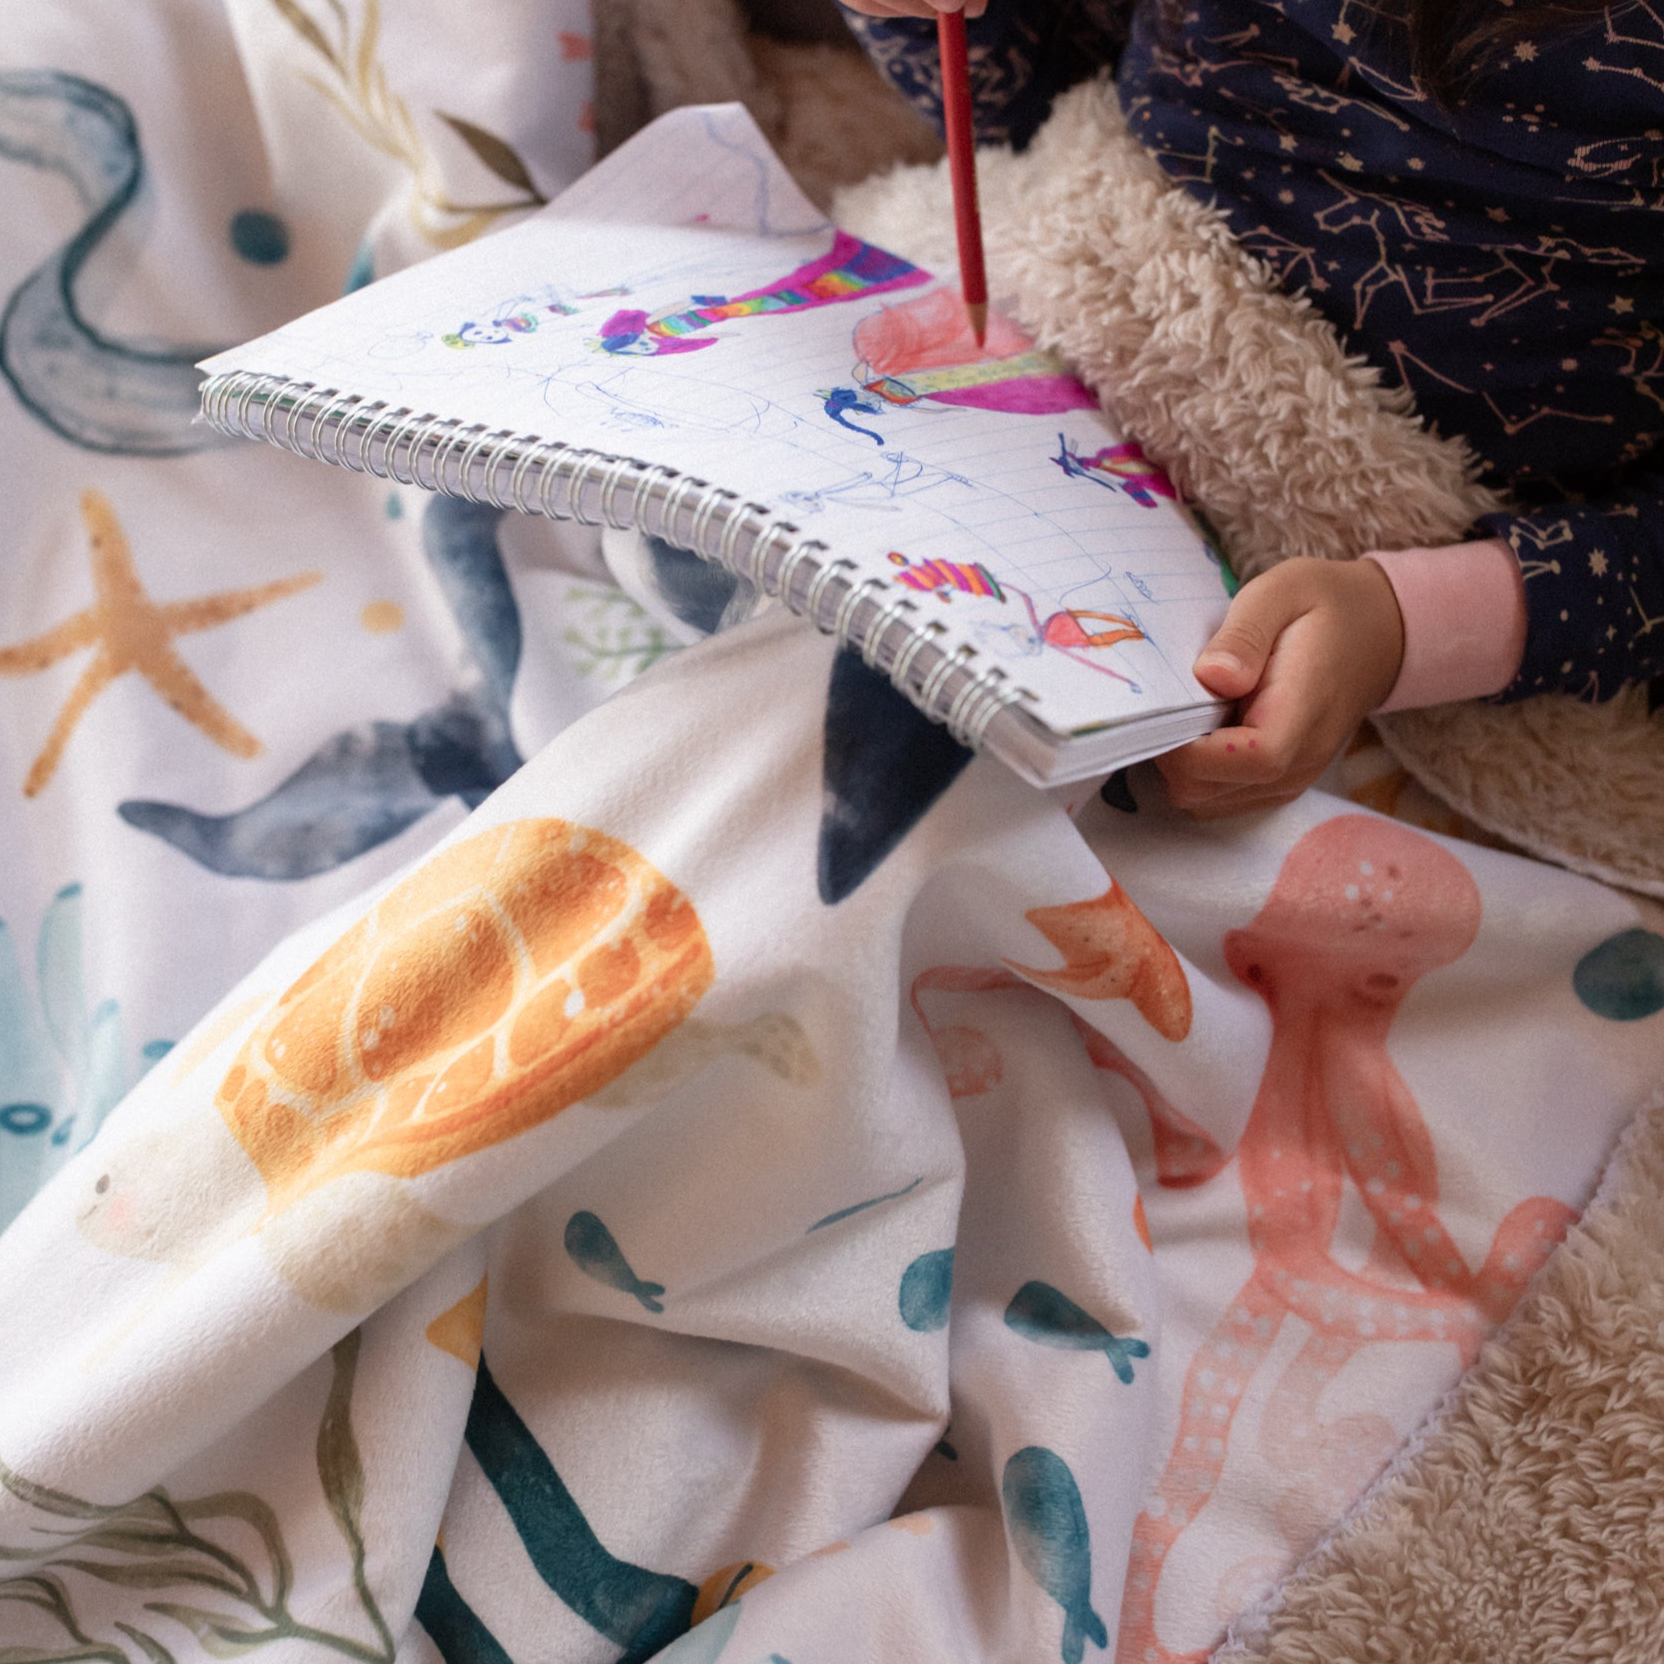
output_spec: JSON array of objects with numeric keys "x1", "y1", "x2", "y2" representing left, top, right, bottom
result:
[{"x1": 1363, "y1": 540, "x2": 1525, "y2": 711}]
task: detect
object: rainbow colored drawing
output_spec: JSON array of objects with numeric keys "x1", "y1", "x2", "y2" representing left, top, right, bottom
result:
[
  {"x1": 593, "y1": 232, "x2": 928, "y2": 357},
  {"x1": 886, "y1": 552, "x2": 1144, "y2": 687},
  {"x1": 887, "y1": 550, "x2": 1004, "y2": 602},
  {"x1": 853, "y1": 289, "x2": 1098, "y2": 417},
  {"x1": 1053, "y1": 435, "x2": 1178, "y2": 508}
]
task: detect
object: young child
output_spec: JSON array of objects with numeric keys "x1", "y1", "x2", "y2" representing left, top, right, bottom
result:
[{"x1": 840, "y1": 0, "x2": 1663, "y2": 815}]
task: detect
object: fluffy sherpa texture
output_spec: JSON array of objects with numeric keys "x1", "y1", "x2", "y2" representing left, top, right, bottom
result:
[
  {"x1": 594, "y1": 0, "x2": 940, "y2": 208},
  {"x1": 1210, "y1": 1086, "x2": 1664, "y2": 1664},
  {"x1": 834, "y1": 79, "x2": 1664, "y2": 899}
]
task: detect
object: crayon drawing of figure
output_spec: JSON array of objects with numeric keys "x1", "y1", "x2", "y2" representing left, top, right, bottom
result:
[
  {"x1": 1053, "y1": 435, "x2": 1179, "y2": 508},
  {"x1": 853, "y1": 288, "x2": 1099, "y2": 416},
  {"x1": 887, "y1": 551, "x2": 1144, "y2": 687},
  {"x1": 591, "y1": 231, "x2": 927, "y2": 357}
]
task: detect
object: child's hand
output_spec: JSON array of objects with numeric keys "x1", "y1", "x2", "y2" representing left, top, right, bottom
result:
[
  {"x1": 840, "y1": 1, "x2": 988, "y2": 16},
  {"x1": 1156, "y1": 557, "x2": 1405, "y2": 818}
]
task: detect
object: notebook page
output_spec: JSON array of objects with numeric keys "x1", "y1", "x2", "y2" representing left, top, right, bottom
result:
[{"x1": 202, "y1": 104, "x2": 1230, "y2": 740}]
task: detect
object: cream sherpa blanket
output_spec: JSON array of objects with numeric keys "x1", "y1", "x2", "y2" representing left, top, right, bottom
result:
[{"x1": 836, "y1": 78, "x2": 1664, "y2": 1664}]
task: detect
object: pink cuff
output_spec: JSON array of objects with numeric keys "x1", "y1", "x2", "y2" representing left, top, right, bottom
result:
[{"x1": 1363, "y1": 540, "x2": 1526, "y2": 712}]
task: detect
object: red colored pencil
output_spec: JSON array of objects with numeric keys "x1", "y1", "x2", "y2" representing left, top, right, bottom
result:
[{"x1": 937, "y1": 9, "x2": 988, "y2": 346}]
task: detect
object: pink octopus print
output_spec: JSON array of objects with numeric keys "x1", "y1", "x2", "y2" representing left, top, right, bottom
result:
[{"x1": 1111, "y1": 815, "x2": 1577, "y2": 1664}]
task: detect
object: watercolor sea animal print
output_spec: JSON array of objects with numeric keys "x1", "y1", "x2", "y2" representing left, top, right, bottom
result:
[
  {"x1": 0, "y1": 70, "x2": 226, "y2": 455},
  {"x1": 0, "y1": 490, "x2": 320, "y2": 798},
  {"x1": 1116, "y1": 815, "x2": 1579, "y2": 1664},
  {"x1": 77, "y1": 818, "x2": 716, "y2": 1322}
]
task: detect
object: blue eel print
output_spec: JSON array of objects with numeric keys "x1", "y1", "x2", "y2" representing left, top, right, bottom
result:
[
  {"x1": 0, "y1": 70, "x2": 225, "y2": 454},
  {"x1": 565, "y1": 1210, "x2": 667, "y2": 1313},
  {"x1": 1004, "y1": 1281, "x2": 1151, "y2": 1385},
  {"x1": 1002, "y1": 1447, "x2": 1109, "y2": 1664},
  {"x1": 118, "y1": 496, "x2": 525, "y2": 879},
  {"x1": 466, "y1": 1357, "x2": 698, "y2": 1663}
]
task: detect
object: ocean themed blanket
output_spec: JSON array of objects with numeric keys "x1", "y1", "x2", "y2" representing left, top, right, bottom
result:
[
  {"x1": 4, "y1": 4, "x2": 1664, "y2": 1663},
  {"x1": 3, "y1": 602, "x2": 1663, "y2": 1664}
]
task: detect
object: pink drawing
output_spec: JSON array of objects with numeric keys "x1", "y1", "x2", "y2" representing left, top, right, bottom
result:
[
  {"x1": 593, "y1": 231, "x2": 928, "y2": 357},
  {"x1": 852, "y1": 287, "x2": 1099, "y2": 415},
  {"x1": 885, "y1": 551, "x2": 1146, "y2": 687},
  {"x1": 909, "y1": 966, "x2": 1019, "y2": 1099},
  {"x1": 1053, "y1": 436, "x2": 1179, "y2": 508},
  {"x1": 1113, "y1": 815, "x2": 1577, "y2": 1664}
]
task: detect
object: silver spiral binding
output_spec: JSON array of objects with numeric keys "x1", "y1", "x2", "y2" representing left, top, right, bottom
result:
[
  {"x1": 917, "y1": 644, "x2": 968, "y2": 719},
  {"x1": 832, "y1": 575, "x2": 884, "y2": 651},
  {"x1": 802, "y1": 557, "x2": 854, "y2": 629},
  {"x1": 857, "y1": 588, "x2": 915, "y2": 672},
  {"x1": 886, "y1": 617, "x2": 940, "y2": 698},
  {"x1": 200, "y1": 371, "x2": 1032, "y2": 762}
]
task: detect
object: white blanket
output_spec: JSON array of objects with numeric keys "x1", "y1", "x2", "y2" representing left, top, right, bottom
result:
[{"x1": 2, "y1": 7, "x2": 1663, "y2": 1664}]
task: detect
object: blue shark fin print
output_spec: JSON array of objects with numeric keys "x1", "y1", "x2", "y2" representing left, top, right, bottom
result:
[
  {"x1": 565, "y1": 1210, "x2": 667, "y2": 1313},
  {"x1": 415, "y1": 1545, "x2": 516, "y2": 1664},
  {"x1": 817, "y1": 652, "x2": 972, "y2": 906},
  {"x1": 466, "y1": 1357, "x2": 698, "y2": 1664},
  {"x1": 1002, "y1": 1447, "x2": 1107, "y2": 1664},
  {"x1": 118, "y1": 722, "x2": 443, "y2": 880},
  {"x1": 0, "y1": 70, "x2": 226, "y2": 454}
]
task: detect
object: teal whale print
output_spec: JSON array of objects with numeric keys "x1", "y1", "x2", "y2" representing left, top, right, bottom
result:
[
  {"x1": 0, "y1": 70, "x2": 225, "y2": 454},
  {"x1": 466, "y1": 1358, "x2": 697, "y2": 1663},
  {"x1": 1002, "y1": 1446, "x2": 1108, "y2": 1664},
  {"x1": 899, "y1": 1248, "x2": 954, "y2": 1332},
  {"x1": 565, "y1": 1210, "x2": 667, "y2": 1313},
  {"x1": 1004, "y1": 1281, "x2": 1150, "y2": 1384}
]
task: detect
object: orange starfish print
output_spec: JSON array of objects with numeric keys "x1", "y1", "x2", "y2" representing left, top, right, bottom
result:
[{"x1": 0, "y1": 490, "x2": 322, "y2": 797}]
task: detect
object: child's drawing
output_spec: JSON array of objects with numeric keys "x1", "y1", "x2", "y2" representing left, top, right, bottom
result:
[
  {"x1": 886, "y1": 552, "x2": 1146, "y2": 687},
  {"x1": 590, "y1": 231, "x2": 928, "y2": 357},
  {"x1": 819, "y1": 385, "x2": 887, "y2": 444},
  {"x1": 780, "y1": 453, "x2": 971, "y2": 516},
  {"x1": 442, "y1": 288, "x2": 631, "y2": 349},
  {"x1": 852, "y1": 289, "x2": 1098, "y2": 416},
  {"x1": 1052, "y1": 435, "x2": 1178, "y2": 508}
]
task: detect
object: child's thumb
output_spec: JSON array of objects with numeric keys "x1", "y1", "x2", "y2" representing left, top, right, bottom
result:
[{"x1": 1193, "y1": 586, "x2": 1281, "y2": 700}]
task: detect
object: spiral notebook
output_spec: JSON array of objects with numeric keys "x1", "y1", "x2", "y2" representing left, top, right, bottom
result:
[{"x1": 198, "y1": 104, "x2": 1231, "y2": 787}]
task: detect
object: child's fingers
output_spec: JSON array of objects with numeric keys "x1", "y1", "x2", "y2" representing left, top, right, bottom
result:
[{"x1": 1192, "y1": 570, "x2": 1309, "y2": 701}]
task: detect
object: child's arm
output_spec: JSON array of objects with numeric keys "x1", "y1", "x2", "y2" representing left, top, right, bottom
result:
[{"x1": 1155, "y1": 540, "x2": 1526, "y2": 817}]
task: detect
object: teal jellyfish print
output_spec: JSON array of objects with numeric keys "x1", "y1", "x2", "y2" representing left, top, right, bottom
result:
[
  {"x1": 899, "y1": 1248, "x2": 954, "y2": 1332},
  {"x1": 565, "y1": 1210, "x2": 667, "y2": 1312},
  {"x1": 1573, "y1": 928, "x2": 1664, "y2": 1022},
  {"x1": 1002, "y1": 1447, "x2": 1108, "y2": 1664},
  {"x1": 1004, "y1": 1282, "x2": 1151, "y2": 1385},
  {"x1": 0, "y1": 884, "x2": 168, "y2": 1230}
]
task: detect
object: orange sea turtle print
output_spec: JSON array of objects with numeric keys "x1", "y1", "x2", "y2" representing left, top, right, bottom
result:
[{"x1": 216, "y1": 818, "x2": 715, "y2": 1221}]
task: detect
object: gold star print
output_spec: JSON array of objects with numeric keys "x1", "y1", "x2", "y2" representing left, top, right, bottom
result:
[
  {"x1": 1590, "y1": 548, "x2": 1609, "y2": 576},
  {"x1": 1611, "y1": 297, "x2": 1635, "y2": 314},
  {"x1": 0, "y1": 490, "x2": 322, "y2": 797}
]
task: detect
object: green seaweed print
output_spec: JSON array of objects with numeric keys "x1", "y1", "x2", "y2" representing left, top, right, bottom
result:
[
  {"x1": 0, "y1": 1332, "x2": 396, "y2": 1662},
  {"x1": 563, "y1": 586, "x2": 678, "y2": 684},
  {"x1": 267, "y1": 0, "x2": 547, "y2": 250}
]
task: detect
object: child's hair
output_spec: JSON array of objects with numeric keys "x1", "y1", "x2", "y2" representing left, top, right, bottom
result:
[
  {"x1": 1400, "y1": 0, "x2": 1616, "y2": 104},
  {"x1": 1158, "y1": 0, "x2": 1617, "y2": 105}
]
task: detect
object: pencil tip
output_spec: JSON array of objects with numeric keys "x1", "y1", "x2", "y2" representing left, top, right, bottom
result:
[{"x1": 967, "y1": 301, "x2": 987, "y2": 346}]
